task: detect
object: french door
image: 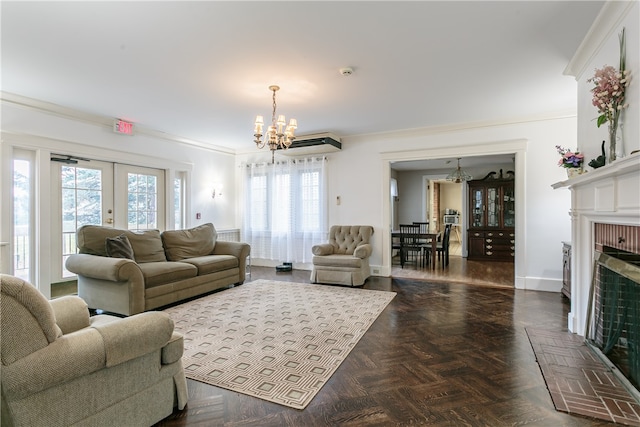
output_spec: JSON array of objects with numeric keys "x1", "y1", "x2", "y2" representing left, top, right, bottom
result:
[{"x1": 50, "y1": 160, "x2": 165, "y2": 281}]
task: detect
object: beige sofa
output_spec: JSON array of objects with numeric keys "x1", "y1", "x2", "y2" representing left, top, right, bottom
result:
[
  {"x1": 1, "y1": 274, "x2": 187, "y2": 427},
  {"x1": 310, "y1": 225, "x2": 374, "y2": 287},
  {"x1": 65, "y1": 223, "x2": 250, "y2": 316}
]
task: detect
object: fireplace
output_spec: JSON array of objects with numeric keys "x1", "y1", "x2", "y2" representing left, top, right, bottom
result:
[
  {"x1": 586, "y1": 246, "x2": 640, "y2": 391},
  {"x1": 552, "y1": 154, "x2": 640, "y2": 339}
]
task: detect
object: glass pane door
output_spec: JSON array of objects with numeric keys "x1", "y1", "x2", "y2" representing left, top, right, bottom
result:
[
  {"x1": 51, "y1": 160, "x2": 114, "y2": 280},
  {"x1": 486, "y1": 186, "x2": 499, "y2": 227},
  {"x1": 471, "y1": 187, "x2": 485, "y2": 228},
  {"x1": 503, "y1": 185, "x2": 515, "y2": 227},
  {"x1": 114, "y1": 164, "x2": 165, "y2": 231}
]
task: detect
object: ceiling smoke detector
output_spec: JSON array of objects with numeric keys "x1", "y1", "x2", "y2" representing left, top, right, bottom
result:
[{"x1": 339, "y1": 67, "x2": 353, "y2": 76}]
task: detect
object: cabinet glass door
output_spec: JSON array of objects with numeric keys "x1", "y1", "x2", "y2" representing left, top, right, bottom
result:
[
  {"x1": 487, "y1": 186, "x2": 499, "y2": 227},
  {"x1": 503, "y1": 185, "x2": 515, "y2": 227},
  {"x1": 471, "y1": 187, "x2": 484, "y2": 227}
]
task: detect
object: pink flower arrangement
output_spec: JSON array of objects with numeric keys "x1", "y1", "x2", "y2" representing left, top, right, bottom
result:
[
  {"x1": 556, "y1": 145, "x2": 584, "y2": 169},
  {"x1": 587, "y1": 28, "x2": 630, "y2": 128},
  {"x1": 588, "y1": 65, "x2": 630, "y2": 128}
]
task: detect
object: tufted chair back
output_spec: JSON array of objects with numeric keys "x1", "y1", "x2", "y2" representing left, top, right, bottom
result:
[
  {"x1": 1, "y1": 274, "x2": 63, "y2": 366},
  {"x1": 327, "y1": 225, "x2": 374, "y2": 255}
]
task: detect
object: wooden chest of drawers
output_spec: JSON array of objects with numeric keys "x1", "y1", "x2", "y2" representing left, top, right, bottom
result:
[{"x1": 468, "y1": 229, "x2": 515, "y2": 261}]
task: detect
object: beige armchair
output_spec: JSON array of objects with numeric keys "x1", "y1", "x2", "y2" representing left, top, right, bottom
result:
[
  {"x1": 310, "y1": 225, "x2": 374, "y2": 286},
  {"x1": 0, "y1": 274, "x2": 187, "y2": 427}
]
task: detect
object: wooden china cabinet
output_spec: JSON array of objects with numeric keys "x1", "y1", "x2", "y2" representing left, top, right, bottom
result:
[{"x1": 467, "y1": 170, "x2": 515, "y2": 261}]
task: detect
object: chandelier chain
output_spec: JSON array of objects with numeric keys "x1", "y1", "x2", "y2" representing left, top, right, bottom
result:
[{"x1": 272, "y1": 88, "x2": 277, "y2": 126}]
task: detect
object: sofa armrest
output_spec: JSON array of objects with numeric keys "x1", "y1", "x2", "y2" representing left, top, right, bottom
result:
[
  {"x1": 312, "y1": 243, "x2": 334, "y2": 256},
  {"x1": 2, "y1": 328, "x2": 106, "y2": 400},
  {"x1": 65, "y1": 253, "x2": 142, "y2": 282},
  {"x1": 213, "y1": 241, "x2": 251, "y2": 283},
  {"x1": 212, "y1": 240, "x2": 249, "y2": 259},
  {"x1": 92, "y1": 311, "x2": 174, "y2": 367},
  {"x1": 50, "y1": 295, "x2": 91, "y2": 334},
  {"x1": 353, "y1": 243, "x2": 372, "y2": 259}
]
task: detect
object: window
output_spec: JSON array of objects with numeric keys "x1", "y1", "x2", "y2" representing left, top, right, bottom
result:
[
  {"x1": 13, "y1": 153, "x2": 33, "y2": 281},
  {"x1": 174, "y1": 172, "x2": 186, "y2": 230},
  {"x1": 243, "y1": 158, "x2": 327, "y2": 263},
  {"x1": 127, "y1": 172, "x2": 158, "y2": 230}
]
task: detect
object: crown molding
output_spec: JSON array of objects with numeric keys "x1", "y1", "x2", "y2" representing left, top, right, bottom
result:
[
  {"x1": 564, "y1": 1, "x2": 635, "y2": 79},
  {"x1": 345, "y1": 109, "x2": 576, "y2": 144},
  {"x1": 0, "y1": 91, "x2": 236, "y2": 156}
]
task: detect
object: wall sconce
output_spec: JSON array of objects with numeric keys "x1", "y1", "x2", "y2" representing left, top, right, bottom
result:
[{"x1": 212, "y1": 184, "x2": 223, "y2": 199}]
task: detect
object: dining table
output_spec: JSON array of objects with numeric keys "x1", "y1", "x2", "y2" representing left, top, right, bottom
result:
[{"x1": 391, "y1": 230, "x2": 441, "y2": 269}]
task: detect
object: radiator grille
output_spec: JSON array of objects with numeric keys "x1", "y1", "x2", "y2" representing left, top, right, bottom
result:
[{"x1": 217, "y1": 229, "x2": 240, "y2": 242}]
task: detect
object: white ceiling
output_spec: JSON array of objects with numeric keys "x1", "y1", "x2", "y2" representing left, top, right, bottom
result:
[{"x1": 2, "y1": 1, "x2": 603, "y2": 156}]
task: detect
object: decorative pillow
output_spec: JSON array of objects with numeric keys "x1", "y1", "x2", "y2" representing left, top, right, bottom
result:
[
  {"x1": 161, "y1": 223, "x2": 217, "y2": 261},
  {"x1": 105, "y1": 234, "x2": 135, "y2": 260}
]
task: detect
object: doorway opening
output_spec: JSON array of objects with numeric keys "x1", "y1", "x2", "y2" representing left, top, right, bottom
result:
[{"x1": 388, "y1": 153, "x2": 517, "y2": 287}]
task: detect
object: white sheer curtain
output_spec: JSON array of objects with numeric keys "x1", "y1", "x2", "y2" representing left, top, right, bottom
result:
[{"x1": 242, "y1": 157, "x2": 328, "y2": 263}]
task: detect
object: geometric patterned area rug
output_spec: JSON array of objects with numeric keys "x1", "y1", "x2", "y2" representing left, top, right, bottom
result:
[
  {"x1": 163, "y1": 279, "x2": 396, "y2": 409},
  {"x1": 526, "y1": 327, "x2": 640, "y2": 426}
]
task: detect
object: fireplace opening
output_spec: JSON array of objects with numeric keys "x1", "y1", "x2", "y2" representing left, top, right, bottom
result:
[{"x1": 586, "y1": 248, "x2": 640, "y2": 392}]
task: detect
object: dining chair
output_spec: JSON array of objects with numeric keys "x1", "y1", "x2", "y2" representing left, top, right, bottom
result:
[
  {"x1": 436, "y1": 224, "x2": 452, "y2": 267},
  {"x1": 412, "y1": 221, "x2": 431, "y2": 265},
  {"x1": 399, "y1": 223, "x2": 422, "y2": 268}
]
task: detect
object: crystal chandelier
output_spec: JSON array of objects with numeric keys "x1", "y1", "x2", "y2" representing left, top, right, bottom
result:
[
  {"x1": 253, "y1": 85, "x2": 297, "y2": 163},
  {"x1": 446, "y1": 158, "x2": 473, "y2": 183}
]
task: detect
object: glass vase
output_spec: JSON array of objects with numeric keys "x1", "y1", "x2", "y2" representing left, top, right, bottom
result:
[
  {"x1": 608, "y1": 114, "x2": 624, "y2": 163},
  {"x1": 616, "y1": 114, "x2": 625, "y2": 160},
  {"x1": 608, "y1": 121, "x2": 617, "y2": 163}
]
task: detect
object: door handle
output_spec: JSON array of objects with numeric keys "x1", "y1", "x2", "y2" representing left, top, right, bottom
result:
[{"x1": 106, "y1": 218, "x2": 113, "y2": 224}]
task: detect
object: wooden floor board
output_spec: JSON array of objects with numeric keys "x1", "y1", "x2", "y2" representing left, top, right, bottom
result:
[{"x1": 156, "y1": 266, "x2": 616, "y2": 426}]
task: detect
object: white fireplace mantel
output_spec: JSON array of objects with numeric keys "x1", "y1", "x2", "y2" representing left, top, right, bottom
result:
[{"x1": 553, "y1": 152, "x2": 640, "y2": 336}]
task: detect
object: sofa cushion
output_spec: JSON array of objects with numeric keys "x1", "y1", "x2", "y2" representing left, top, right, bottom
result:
[
  {"x1": 126, "y1": 229, "x2": 167, "y2": 263},
  {"x1": 161, "y1": 223, "x2": 217, "y2": 261},
  {"x1": 138, "y1": 262, "x2": 197, "y2": 287},
  {"x1": 105, "y1": 234, "x2": 135, "y2": 260},
  {"x1": 77, "y1": 225, "x2": 128, "y2": 257},
  {"x1": 180, "y1": 255, "x2": 238, "y2": 275},
  {"x1": 312, "y1": 254, "x2": 363, "y2": 269},
  {"x1": 77, "y1": 225, "x2": 167, "y2": 263}
]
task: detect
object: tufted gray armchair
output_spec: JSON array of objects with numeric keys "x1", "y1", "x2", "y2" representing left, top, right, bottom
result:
[{"x1": 310, "y1": 225, "x2": 374, "y2": 286}]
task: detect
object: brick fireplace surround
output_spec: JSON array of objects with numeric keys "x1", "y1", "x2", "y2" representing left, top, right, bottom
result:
[{"x1": 553, "y1": 153, "x2": 640, "y2": 336}]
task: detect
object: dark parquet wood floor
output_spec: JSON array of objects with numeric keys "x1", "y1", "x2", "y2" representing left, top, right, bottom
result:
[{"x1": 156, "y1": 267, "x2": 613, "y2": 427}]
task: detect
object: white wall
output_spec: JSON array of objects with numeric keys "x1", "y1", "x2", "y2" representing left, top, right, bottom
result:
[
  {"x1": 570, "y1": 1, "x2": 639, "y2": 160},
  {"x1": 342, "y1": 117, "x2": 575, "y2": 291},
  {"x1": 3, "y1": 103, "x2": 578, "y2": 295},
  {"x1": 236, "y1": 116, "x2": 574, "y2": 291}
]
